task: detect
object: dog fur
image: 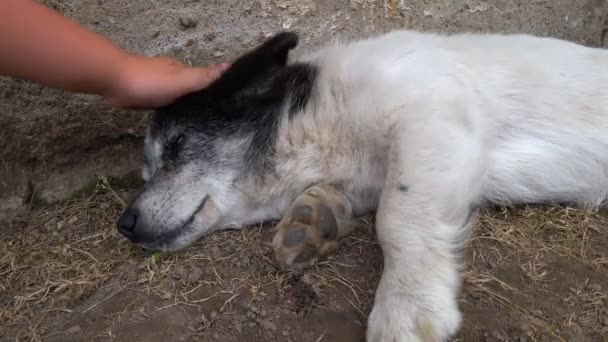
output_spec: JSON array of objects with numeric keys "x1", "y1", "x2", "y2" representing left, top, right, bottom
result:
[{"x1": 117, "y1": 30, "x2": 608, "y2": 341}]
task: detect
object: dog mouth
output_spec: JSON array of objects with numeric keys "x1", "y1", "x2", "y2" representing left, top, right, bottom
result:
[{"x1": 136, "y1": 195, "x2": 211, "y2": 251}]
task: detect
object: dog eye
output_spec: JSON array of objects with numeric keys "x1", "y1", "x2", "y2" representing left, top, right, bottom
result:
[{"x1": 168, "y1": 134, "x2": 185, "y2": 159}]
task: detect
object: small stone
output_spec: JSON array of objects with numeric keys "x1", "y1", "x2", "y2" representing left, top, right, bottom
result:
[
  {"x1": 257, "y1": 32, "x2": 267, "y2": 42},
  {"x1": 213, "y1": 333, "x2": 220, "y2": 340},
  {"x1": 282, "y1": 330, "x2": 289, "y2": 336},
  {"x1": 209, "y1": 246, "x2": 221, "y2": 258},
  {"x1": 210, "y1": 311, "x2": 218, "y2": 320},
  {"x1": 234, "y1": 321, "x2": 242, "y2": 333},
  {"x1": 301, "y1": 274, "x2": 313, "y2": 285},
  {"x1": 188, "y1": 268, "x2": 204, "y2": 282},
  {"x1": 179, "y1": 16, "x2": 198, "y2": 29},
  {"x1": 587, "y1": 283, "x2": 602, "y2": 291},
  {"x1": 204, "y1": 32, "x2": 216, "y2": 42},
  {"x1": 260, "y1": 319, "x2": 276, "y2": 331},
  {"x1": 213, "y1": 50, "x2": 225, "y2": 58},
  {"x1": 67, "y1": 325, "x2": 81, "y2": 334}
]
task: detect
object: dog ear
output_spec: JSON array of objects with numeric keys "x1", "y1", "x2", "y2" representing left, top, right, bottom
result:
[{"x1": 205, "y1": 31, "x2": 299, "y2": 96}]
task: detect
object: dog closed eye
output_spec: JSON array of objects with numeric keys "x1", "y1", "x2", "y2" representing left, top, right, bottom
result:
[{"x1": 168, "y1": 134, "x2": 185, "y2": 160}]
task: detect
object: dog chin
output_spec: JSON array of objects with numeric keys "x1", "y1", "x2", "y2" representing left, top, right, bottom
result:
[
  {"x1": 142, "y1": 227, "x2": 223, "y2": 252},
  {"x1": 137, "y1": 235, "x2": 193, "y2": 252}
]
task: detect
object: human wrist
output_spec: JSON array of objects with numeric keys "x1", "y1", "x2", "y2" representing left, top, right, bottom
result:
[{"x1": 101, "y1": 50, "x2": 141, "y2": 105}]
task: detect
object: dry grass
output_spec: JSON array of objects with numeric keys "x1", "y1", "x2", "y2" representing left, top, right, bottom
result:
[
  {"x1": 0, "y1": 176, "x2": 133, "y2": 341},
  {"x1": 472, "y1": 206, "x2": 607, "y2": 270},
  {"x1": 463, "y1": 205, "x2": 608, "y2": 340},
  {"x1": 1, "y1": 179, "x2": 607, "y2": 341}
]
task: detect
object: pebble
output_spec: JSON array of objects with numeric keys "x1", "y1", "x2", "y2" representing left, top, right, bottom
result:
[
  {"x1": 301, "y1": 274, "x2": 313, "y2": 285},
  {"x1": 210, "y1": 246, "x2": 221, "y2": 258},
  {"x1": 210, "y1": 311, "x2": 218, "y2": 320},
  {"x1": 586, "y1": 283, "x2": 602, "y2": 291},
  {"x1": 188, "y1": 268, "x2": 204, "y2": 282},
  {"x1": 179, "y1": 16, "x2": 198, "y2": 29},
  {"x1": 67, "y1": 325, "x2": 81, "y2": 334},
  {"x1": 260, "y1": 319, "x2": 277, "y2": 331},
  {"x1": 204, "y1": 32, "x2": 216, "y2": 42}
]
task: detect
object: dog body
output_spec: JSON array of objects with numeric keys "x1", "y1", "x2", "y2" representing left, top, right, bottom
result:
[{"x1": 118, "y1": 30, "x2": 608, "y2": 341}]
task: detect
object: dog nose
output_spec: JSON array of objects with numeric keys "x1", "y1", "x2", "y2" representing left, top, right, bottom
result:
[{"x1": 117, "y1": 207, "x2": 139, "y2": 236}]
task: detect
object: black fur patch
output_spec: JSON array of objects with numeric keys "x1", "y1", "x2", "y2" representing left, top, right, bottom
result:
[
  {"x1": 398, "y1": 184, "x2": 409, "y2": 192},
  {"x1": 150, "y1": 31, "x2": 318, "y2": 173},
  {"x1": 282, "y1": 64, "x2": 318, "y2": 116}
]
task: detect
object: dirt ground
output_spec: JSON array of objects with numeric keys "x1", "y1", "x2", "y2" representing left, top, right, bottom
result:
[
  {"x1": 2, "y1": 1, "x2": 608, "y2": 341},
  {"x1": 2, "y1": 180, "x2": 608, "y2": 341}
]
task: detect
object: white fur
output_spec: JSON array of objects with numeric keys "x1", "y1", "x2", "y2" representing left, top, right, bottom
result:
[
  {"x1": 139, "y1": 29, "x2": 608, "y2": 341},
  {"x1": 265, "y1": 30, "x2": 608, "y2": 341}
]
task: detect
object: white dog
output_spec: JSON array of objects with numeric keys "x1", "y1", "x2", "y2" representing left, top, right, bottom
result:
[{"x1": 117, "y1": 30, "x2": 608, "y2": 341}]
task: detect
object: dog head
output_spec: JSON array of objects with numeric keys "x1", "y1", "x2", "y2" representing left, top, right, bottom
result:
[{"x1": 117, "y1": 32, "x2": 317, "y2": 251}]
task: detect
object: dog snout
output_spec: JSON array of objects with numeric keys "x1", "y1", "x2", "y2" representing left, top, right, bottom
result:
[{"x1": 117, "y1": 207, "x2": 139, "y2": 239}]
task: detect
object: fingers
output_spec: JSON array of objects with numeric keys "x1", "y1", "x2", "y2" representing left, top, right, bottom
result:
[
  {"x1": 188, "y1": 62, "x2": 231, "y2": 90},
  {"x1": 104, "y1": 56, "x2": 232, "y2": 109}
]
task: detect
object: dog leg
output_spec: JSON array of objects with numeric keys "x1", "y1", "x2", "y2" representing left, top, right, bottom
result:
[
  {"x1": 367, "y1": 113, "x2": 484, "y2": 342},
  {"x1": 272, "y1": 183, "x2": 355, "y2": 270}
]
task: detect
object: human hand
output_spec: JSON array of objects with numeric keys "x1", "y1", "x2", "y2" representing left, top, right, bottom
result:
[{"x1": 105, "y1": 55, "x2": 230, "y2": 109}]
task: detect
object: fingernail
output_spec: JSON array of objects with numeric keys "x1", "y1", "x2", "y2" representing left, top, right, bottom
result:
[{"x1": 218, "y1": 63, "x2": 230, "y2": 72}]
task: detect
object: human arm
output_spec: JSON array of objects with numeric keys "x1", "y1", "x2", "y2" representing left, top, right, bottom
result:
[{"x1": 0, "y1": 0, "x2": 228, "y2": 109}]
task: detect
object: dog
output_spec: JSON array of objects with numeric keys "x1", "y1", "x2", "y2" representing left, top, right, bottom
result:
[{"x1": 117, "y1": 30, "x2": 608, "y2": 341}]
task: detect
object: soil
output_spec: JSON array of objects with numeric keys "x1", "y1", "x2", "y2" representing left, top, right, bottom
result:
[
  {"x1": 2, "y1": 186, "x2": 608, "y2": 341},
  {"x1": 2, "y1": 1, "x2": 608, "y2": 341}
]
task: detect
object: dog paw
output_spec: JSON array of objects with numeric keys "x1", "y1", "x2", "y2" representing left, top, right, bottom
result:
[
  {"x1": 366, "y1": 279, "x2": 461, "y2": 342},
  {"x1": 272, "y1": 184, "x2": 351, "y2": 270}
]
